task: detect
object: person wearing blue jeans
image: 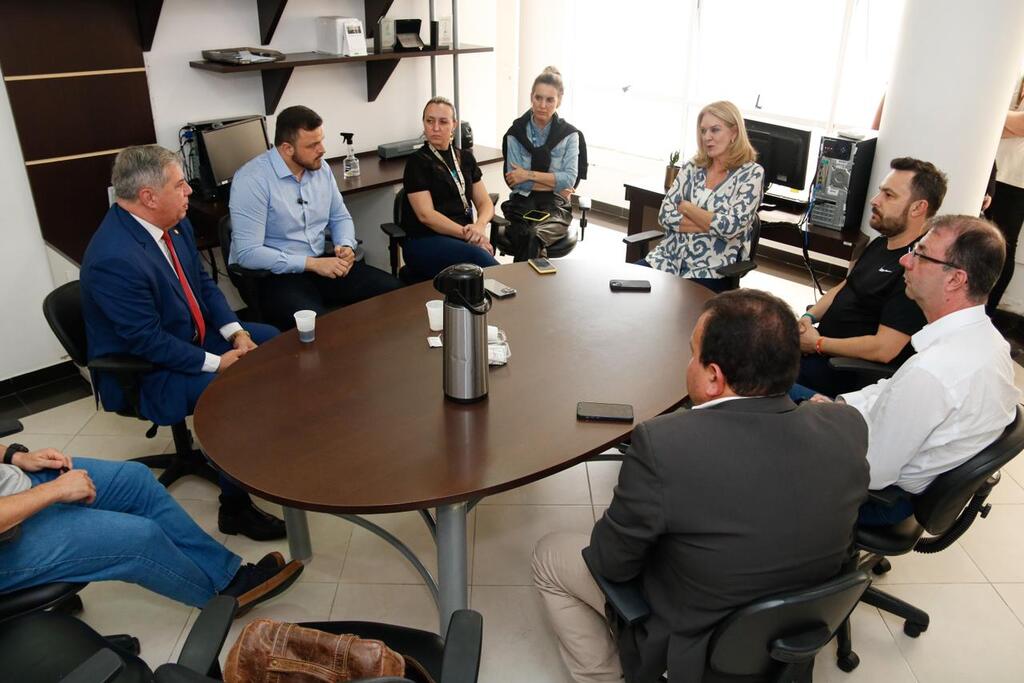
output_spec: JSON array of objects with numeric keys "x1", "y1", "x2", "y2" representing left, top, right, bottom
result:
[{"x1": 0, "y1": 448, "x2": 302, "y2": 612}]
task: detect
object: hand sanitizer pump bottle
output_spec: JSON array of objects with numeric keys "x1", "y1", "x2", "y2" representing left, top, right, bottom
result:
[{"x1": 341, "y1": 132, "x2": 360, "y2": 178}]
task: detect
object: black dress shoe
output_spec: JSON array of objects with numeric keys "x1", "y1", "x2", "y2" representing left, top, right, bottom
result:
[
  {"x1": 220, "y1": 557, "x2": 304, "y2": 616},
  {"x1": 218, "y1": 502, "x2": 287, "y2": 541}
]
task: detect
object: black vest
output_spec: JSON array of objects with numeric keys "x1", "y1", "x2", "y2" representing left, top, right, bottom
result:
[{"x1": 502, "y1": 111, "x2": 587, "y2": 184}]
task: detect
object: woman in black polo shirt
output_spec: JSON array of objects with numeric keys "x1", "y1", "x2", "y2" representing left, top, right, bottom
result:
[{"x1": 401, "y1": 96, "x2": 499, "y2": 279}]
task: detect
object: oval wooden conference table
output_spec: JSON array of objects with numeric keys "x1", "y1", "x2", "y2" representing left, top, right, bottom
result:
[{"x1": 194, "y1": 260, "x2": 710, "y2": 633}]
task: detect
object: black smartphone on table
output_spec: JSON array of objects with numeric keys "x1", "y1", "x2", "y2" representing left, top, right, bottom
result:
[
  {"x1": 609, "y1": 279, "x2": 651, "y2": 292},
  {"x1": 577, "y1": 402, "x2": 635, "y2": 423}
]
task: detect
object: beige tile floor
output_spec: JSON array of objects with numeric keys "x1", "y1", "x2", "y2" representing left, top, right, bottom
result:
[{"x1": 14, "y1": 220, "x2": 1024, "y2": 681}]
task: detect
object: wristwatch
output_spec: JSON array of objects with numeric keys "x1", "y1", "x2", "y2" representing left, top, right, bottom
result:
[
  {"x1": 3, "y1": 443, "x2": 28, "y2": 465},
  {"x1": 229, "y1": 329, "x2": 252, "y2": 343}
]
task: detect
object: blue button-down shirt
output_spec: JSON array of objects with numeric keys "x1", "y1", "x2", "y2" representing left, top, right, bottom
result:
[
  {"x1": 229, "y1": 147, "x2": 357, "y2": 274},
  {"x1": 504, "y1": 118, "x2": 579, "y2": 196}
]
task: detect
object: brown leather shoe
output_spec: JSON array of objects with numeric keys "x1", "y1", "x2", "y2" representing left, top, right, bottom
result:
[
  {"x1": 221, "y1": 557, "x2": 304, "y2": 616},
  {"x1": 255, "y1": 551, "x2": 286, "y2": 570}
]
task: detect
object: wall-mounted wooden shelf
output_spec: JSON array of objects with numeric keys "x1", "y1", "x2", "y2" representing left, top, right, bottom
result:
[{"x1": 189, "y1": 45, "x2": 493, "y2": 113}]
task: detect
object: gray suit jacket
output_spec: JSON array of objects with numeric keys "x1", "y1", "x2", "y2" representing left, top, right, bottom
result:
[{"x1": 587, "y1": 395, "x2": 869, "y2": 683}]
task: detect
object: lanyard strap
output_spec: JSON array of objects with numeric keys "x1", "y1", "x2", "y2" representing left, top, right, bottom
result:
[{"x1": 428, "y1": 144, "x2": 470, "y2": 215}]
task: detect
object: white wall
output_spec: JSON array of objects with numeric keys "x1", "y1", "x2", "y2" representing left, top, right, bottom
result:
[{"x1": 0, "y1": 64, "x2": 67, "y2": 380}]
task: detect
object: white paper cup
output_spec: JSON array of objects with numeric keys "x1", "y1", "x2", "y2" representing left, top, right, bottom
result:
[
  {"x1": 294, "y1": 310, "x2": 317, "y2": 342},
  {"x1": 426, "y1": 300, "x2": 444, "y2": 331}
]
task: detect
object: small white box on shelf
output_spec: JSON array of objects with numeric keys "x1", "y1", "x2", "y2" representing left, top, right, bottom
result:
[{"x1": 316, "y1": 16, "x2": 366, "y2": 56}]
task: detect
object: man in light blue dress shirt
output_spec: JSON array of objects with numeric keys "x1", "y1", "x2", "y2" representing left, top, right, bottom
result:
[{"x1": 229, "y1": 106, "x2": 400, "y2": 330}]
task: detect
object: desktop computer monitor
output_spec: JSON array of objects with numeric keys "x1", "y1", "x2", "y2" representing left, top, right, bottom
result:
[
  {"x1": 743, "y1": 117, "x2": 812, "y2": 192},
  {"x1": 197, "y1": 116, "x2": 270, "y2": 189}
]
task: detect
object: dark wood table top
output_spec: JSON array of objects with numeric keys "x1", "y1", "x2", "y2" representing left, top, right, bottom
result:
[{"x1": 194, "y1": 260, "x2": 709, "y2": 514}]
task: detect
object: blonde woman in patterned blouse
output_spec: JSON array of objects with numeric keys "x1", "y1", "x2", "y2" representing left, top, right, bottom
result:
[{"x1": 643, "y1": 101, "x2": 764, "y2": 292}]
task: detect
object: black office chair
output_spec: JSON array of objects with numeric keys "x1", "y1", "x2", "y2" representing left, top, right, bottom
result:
[
  {"x1": 585, "y1": 546, "x2": 870, "y2": 683},
  {"x1": 489, "y1": 193, "x2": 588, "y2": 261},
  {"x1": 0, "y1": 592, "x2": 483, "y2": 683},
  {"x1": 623, "y1": 214, "x2": 762, "y2": 290},
  {"x1": 833, "y1": 405, "x2": 1024, "y2": 672},
  {"x1": 162, "y1": 609, "x2": 482, "y2": 683},
  {"x1": 380, "y1": 189, "x2": 435, "y2": 285},
  {"x1": 0, "y1": 595, "x2": 237, "y2": 683},
  {"x1": 217, "y1": 215, "x2": 268, "y2": 322},
  {"x1": 42, "y1": 282, "x2": 218, "y2": 488}
]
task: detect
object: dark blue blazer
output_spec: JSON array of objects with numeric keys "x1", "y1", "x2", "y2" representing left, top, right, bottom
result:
[{"x1": 80, "y1": 204, "x2": 237, "y2": 425}]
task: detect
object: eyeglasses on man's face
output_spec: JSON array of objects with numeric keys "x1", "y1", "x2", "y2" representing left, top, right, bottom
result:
[{"x1": 906, "y1": 245, "x2": 962, "y2": 270}]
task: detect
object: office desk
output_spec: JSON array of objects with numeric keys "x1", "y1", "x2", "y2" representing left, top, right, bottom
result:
[
  {"x1": 193, "y1": 260, "x2": 707, "y2": 633},
  {"x1": 623, "y1": 178, "x2": 867, "y2": 266},
  {"x1": 187, "y1": 145, "x2": 504, "y2": 252}
]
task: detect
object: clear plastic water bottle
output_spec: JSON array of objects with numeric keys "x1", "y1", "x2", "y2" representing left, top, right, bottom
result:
[{"x1": 341, "y1": 132, "x2": 360, "y2": 178}]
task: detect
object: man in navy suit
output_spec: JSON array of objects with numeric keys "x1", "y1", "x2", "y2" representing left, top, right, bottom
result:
[{"x1": 81, "y1": 145, "x2": 284, "y2": 540}]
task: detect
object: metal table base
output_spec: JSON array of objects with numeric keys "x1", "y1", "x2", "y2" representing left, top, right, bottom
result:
[{"x1": 283, "y1": 501, "x2": 473, "y2": 636}]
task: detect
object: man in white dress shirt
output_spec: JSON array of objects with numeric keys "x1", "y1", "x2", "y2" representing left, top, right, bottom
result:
[{"x1": 813, "y1": 214, "x2": 1019, "y2": 525}]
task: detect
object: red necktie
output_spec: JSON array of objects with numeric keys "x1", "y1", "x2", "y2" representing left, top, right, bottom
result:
[{"x1": 162, "y1": 231, "x2": 206, "y2": 345}]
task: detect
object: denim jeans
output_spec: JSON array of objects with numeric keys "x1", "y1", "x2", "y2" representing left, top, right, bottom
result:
[
  {"x1": 0, "y1": 459, "x2": 241, "y2": 607},
  {"x1": 403, "y1": 235, "x2": 499, "y2": 280}
]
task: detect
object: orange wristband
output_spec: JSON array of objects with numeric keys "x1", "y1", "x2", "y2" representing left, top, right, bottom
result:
[{"x1": 815, "y1": 337, "x2": 826, "y2": 356}]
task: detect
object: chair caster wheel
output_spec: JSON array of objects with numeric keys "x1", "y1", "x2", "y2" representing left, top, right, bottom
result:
[
  {"x1": 105, "y1": 633, "x2": 142, "y2": 656},
  {"x1": 904, "y1": 621, "x2": 927, "y2": 638},
  {"x1": 837, "y1": 651, "x2": 860, "y2": 672},
  {"x1": 871, "y1": 558, "x2": 892, "y2": 575}
]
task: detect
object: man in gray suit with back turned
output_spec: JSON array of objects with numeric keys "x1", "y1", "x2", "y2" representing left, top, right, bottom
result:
[{"x1": 533, "y1": 289, "x2": 870, "y2": 683}]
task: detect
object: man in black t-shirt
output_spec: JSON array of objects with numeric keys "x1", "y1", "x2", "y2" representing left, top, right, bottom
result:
[
  {"x1": 399, "y1": 96, "x2": 498, "y2": 279},
  {"x1": 797, "y1": 157, "x2": 948, "y2": 396}
]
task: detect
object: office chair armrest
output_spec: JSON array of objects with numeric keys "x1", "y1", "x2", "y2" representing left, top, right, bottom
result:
[
  {"x1": 62, "y1": 648, "x2": 125, "y2": 683},
  {"x1": 867, "y1": 485, "x2": 910, "y2": 508},
  {"x1": 154, "y1": 664, "x2": 216, "y2": 683},
  {"x1": 769, "y1": 625, "x2": 833, "y2": 664},
  {"x1": 490, "y1": 214, "x2": 510, "y2": 228},
  {"x1": 622, "y1": 230, "x2": 663, "y2": 246},
  {"x1": 715, "y1": 261, "x2": 757, "y2": 278},
  {"x1": 827, "y1": 357, "x2": 897, "y2": 383},
  {"x1": 582, "y1": 547, "x2": 651, "y2": 626},
  {"x1": 176, "y1": 596, "x2": 238, "y2": 674},
  {"x1": 381, "y1": 222, "x2": 407, "y2": 240},
  {"x1": 88, "y1": 354, "x2": 156, "y2": 375},
  {"x1": 440, "y1": 609, "x2": 484, "y2": 683},
  {"x1": 227, "y1": 263, "x2": 269, "y2": 280},
  {"x1": 0, "y1": 418, "x2": 24, "y2": 438}
]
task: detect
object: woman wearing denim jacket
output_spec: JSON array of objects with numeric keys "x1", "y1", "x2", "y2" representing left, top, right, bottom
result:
[
  {"x1": 643, "y1": 101, "x2": 764, "y2": 292},
  {"x1": 501, "y1": 66, "x2": 584, "y2": 260}
]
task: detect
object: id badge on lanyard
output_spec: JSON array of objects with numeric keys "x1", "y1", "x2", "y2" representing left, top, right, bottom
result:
[{"x1": 430, "y1": 145, "x2": 470, "y2": 216}]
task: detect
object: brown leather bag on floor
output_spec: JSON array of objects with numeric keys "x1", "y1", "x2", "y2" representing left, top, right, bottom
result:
[{"x1": 224, "y1": 619, "x2": 433, "y2": 682}]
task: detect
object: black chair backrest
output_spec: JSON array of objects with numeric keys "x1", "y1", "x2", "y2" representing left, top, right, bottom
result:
[
  {"x1": 42, "y1": 281, "x2": 88, "y2": 368},
  {"x1": 707, "y1": 570, "x2": 870, "y2": 677},
  {"x1": 217, "y1": 215, "x2": 233, "y2": 274},
  {"x1": 394, "y1": 188, "x2": 407, "y2": 227},
  {"x1": 914, "y1": 405, "x2": 1024, "y2": 535},
  {"x1": 749, "y1": 215, "x2": 761, "y2": 260},
  {"x1": 217, "y1": 215, "x2": 246, "y2": 292}
]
